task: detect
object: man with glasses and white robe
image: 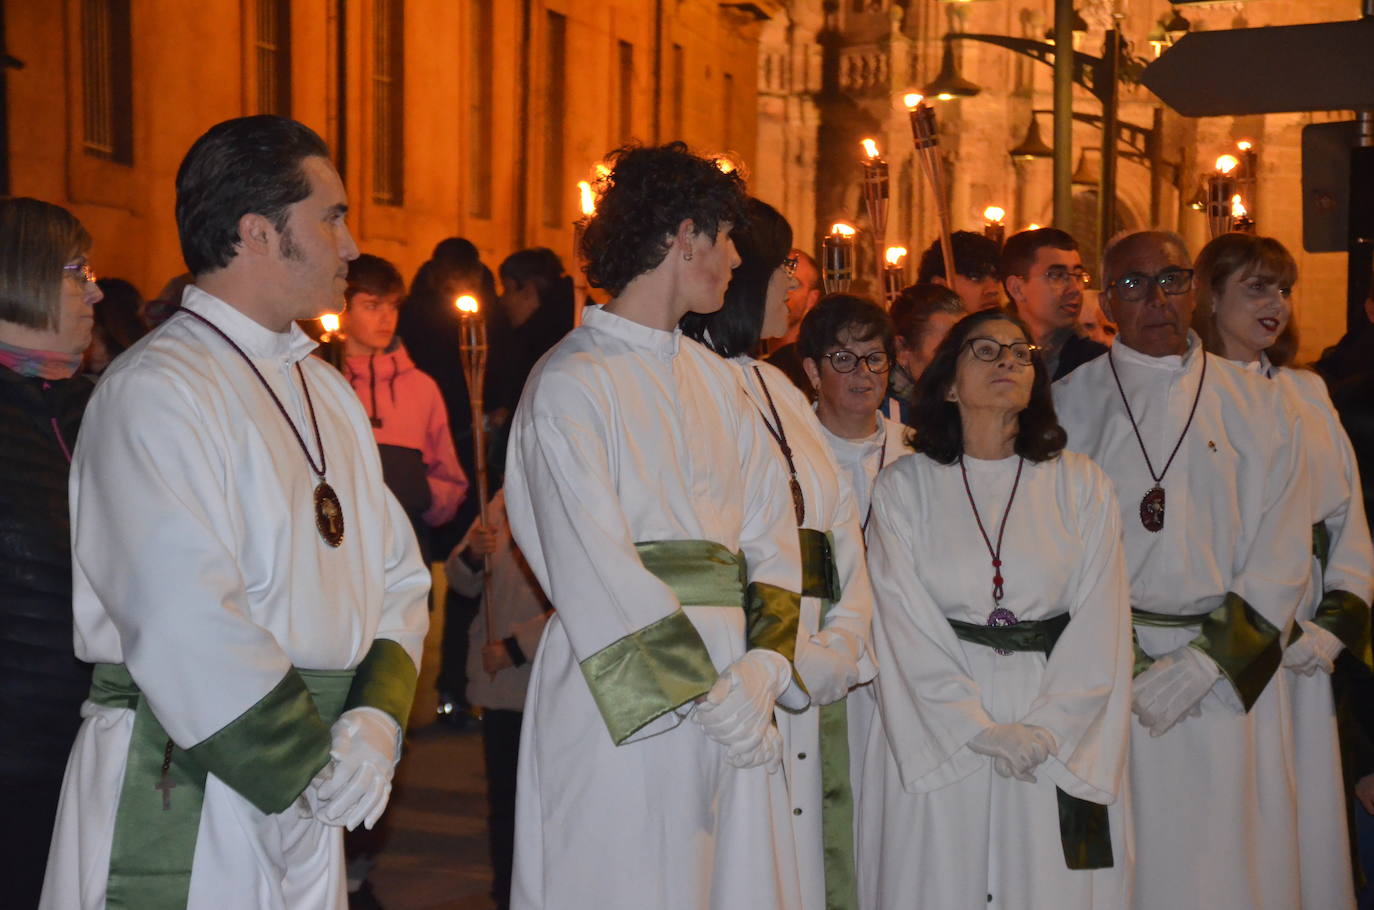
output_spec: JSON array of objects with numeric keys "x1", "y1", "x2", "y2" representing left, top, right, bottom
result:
[{"x1": 1053, "y1": 230, "x2": 1311, "y2": 910}]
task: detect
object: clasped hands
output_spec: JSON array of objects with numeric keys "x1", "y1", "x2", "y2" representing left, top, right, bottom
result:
[
  {"x1": 1282, "y1": 621, "x2": 1343, "y2": 677},
  {"x1": 969, "y1": 723, "x2": 1057, "y2": 783},
  {"x1": 299, "y1": 707, "x2": 401, "y2": 831},
  {"x1": 693, "y1": 649, "x2": 792, "y2": 772},
  {"x1": 1131, "y1": 645, "x2": 1220, "y2": 737}
]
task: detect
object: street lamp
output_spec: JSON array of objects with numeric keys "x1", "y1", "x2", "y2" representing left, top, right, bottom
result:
[
  {"x1": 1010, "y1": 116, "x2": 1054, "y2": 161},
  {"x1": 922, "y1": 37, "x2": 982, "y2": 100}
]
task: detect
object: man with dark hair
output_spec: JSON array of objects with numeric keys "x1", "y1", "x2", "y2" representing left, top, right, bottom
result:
[
  {"x1": 765, "y1": 249, "x2": 822, "y2": 394},
  {"x1": 1000, "y1": 227, "x2": 1107, "y2": 380},
  {"x1": 41, "y1": 116, "x2": 430, "y2": 910},
  {"x1": 916, "y1": 230, "x2": 1003, "y2": 312},
  {"x1": 1053, "y1": 230, "x2": 1311, "y2": 910}
]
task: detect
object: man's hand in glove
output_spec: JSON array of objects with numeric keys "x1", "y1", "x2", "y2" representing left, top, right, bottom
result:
[
  {"x1": 794, "y1": 629, "x2": 861, "y2": 706},
  {"x1": 1282, "y1": 621, "x2": 1343, "y2": 676},
  {"x1": 1132, "y1": 645, "x2": 1219, "y2": 737},
  {"x1": 968, "y1": 723, "x2": 1057, "y2": 783},
  {"x1": 314, "y1": 707, "x2": 401, "y2": 830},
  {"x1": 693, "y1": 649, "x2": 791, "y2": 770}
]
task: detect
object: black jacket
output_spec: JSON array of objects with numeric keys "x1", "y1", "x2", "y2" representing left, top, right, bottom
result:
[{"x1": 0, "y1": 365, "x2": 94, "y2": 780}]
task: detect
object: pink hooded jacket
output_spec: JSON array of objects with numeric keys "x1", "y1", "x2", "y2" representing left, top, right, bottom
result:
[{"x1": 344, "y1": 343, "x2": 468, "y2": 527}]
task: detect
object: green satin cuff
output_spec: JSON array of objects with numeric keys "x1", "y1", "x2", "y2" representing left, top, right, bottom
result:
[
  {"x1": 1307, "y1": 589, "x2": 1373, "y2": 671},
  {"x1": 799, "y1": 528, "x2": 841, "y2": 602},
  {"x1": 947, "y1": 613, "x2": 1113, "y2": 870},
  {"x1": 1132, "y1": 593, "x2": 1282, "y2": 711},
  {"x1": 634, "y1": 539, "x2": 746, "y2": 605},
  {"x1": 745, "y1": 580, "x2": 801, "y2": 665},
  {"x1": 343, "y1": 638, "x2": 419, "y2": 734},
  {"x1": 579, "y1": 608, "x2": 718, "y2": 745},
  {"x1": 95, "y1": 664, "x2": 352, "y2": 909}
]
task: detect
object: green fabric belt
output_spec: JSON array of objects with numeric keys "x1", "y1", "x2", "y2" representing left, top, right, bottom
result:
[
  {"x1": 91, "y1": 663, "x2": 353, "y2": 910},
  {"x1": 948, "y1": 614, "x2": 1114, "y2": 871},
  {"x1": 1131, "y1": 593, "x2": 1282, "y2": 711},
  {"x1": 579, "y1": 541, "x2": 742, "y2": 746},
  {"x1": 799, "y1": 529, "x2": 841, "y2": 602}
]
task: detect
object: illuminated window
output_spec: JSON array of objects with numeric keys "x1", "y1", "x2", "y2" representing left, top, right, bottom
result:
[
  {"x1": 81, "y1": 0, "x2": 132, "y2": 164},
  {"x1": 371, "y1": 0, "x2": 404, "y2": 206}
]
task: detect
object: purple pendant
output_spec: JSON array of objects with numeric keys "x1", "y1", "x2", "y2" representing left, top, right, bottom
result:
[
  {"x1": 987, "y1": 607, "x2": 1018, "y2": 656},
  {"x1": 1140, "y1": 485, "x2": 1165, "y2": 533}
]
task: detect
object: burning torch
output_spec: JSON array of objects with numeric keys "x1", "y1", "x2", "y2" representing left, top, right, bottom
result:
[
  {"x1": 860, "y1": 138, "x2": 890, "y2": 298},
  {"x1": 823, "y1": 223, "x2": 857, "y2": 294},
  {"x1": 905, "y1": 93, "x2": 957, "y2": 286}
]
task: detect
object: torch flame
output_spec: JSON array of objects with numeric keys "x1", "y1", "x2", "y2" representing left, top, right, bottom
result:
[
  {"x1": 903, "y1": 92, "x2": 923, "y2": 111},
  {"x1": 594, "y1": 163, "x2": 610, "y2": 179},
  {"x1": 831, "y1": 222, "x2": 857, "y2": 238},
  {"x1": 983, "y1": 206, "x2": 1006, "y2": 224},
  {"x1": 1236, "y1": 140, "x2": 1253, "y2": 151},
  {"x1": 318, "y1": 313, "x2": 340, "y2": 334},
  {"x1": 714, "y1": 156, "x2": 737, "y2": 174},
  {"x1": 1231, "y1": 194, "x2": 1247, "y2": 219},
  {"x1": 1025, "y1": 223, "x2": 1043, "y2": 231},
  {"x1": 455, "y1": 294, "x2": 479, "y2": 314},
  {"x1": 578, "y1": 180, "x2": 596, "y2": 217},
  {"x1": 1215, "y1": 154, "x2": 1240, "y2": 174},
  {"x1": 885, "y1": 246, "x2": 908, "y2": 266},
  {"x1": 861, "y1": 138, "x2": 881, "y2": 160}
]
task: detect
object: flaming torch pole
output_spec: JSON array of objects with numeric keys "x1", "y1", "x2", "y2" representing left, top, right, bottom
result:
[
  {"x1": 982, "y1": 206, "x2": 1007, "y2": 249},
  {"x1": 572, "y1": 180, "x2": 596, "y2": 327},
  {"x1": 317, "y1": 313, "x2": 342, "y2": 370},
  {"x1": 822, "y1": 223, "x2": 857, "y2": 294},
  {"x1": 455, "y1": 294, "x2": 494, "y2": 655},
  {"x1": 905, "y1": 94, "x2": 957, "y2": 286},
  {"x1": 860, "y1": 138, "x2": 890, "y2": 298},
  {"x1": 883, "y1": 246, "x2": 908, "y2": 307},
  {"x1": 1207, "y1": 154, "x2": 1240, "y2": 239}
]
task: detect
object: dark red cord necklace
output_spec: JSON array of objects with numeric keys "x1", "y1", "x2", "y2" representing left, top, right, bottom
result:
[
  {"x1": 181, "y1": 308, "x2": 345, "y2": 547},
  {"x1": 1106, "y1": 347, "x2": 1207, "y2": 533},
  {"x1": 960, "y1": 454, "x2": 1025, "y2": 648}
]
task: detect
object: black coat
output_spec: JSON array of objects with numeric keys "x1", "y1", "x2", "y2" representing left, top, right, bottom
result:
[{"x1": 0, "y1": 365, "x2": 94, "y2": 777}]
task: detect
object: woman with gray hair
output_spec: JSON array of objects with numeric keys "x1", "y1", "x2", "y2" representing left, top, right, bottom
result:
[{"x1": 0, "y1": 196, "x2": 103, "y2": 907}]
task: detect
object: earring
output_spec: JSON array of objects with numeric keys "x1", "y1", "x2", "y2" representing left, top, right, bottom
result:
[{"x1": 683, "y1": 250, "x2": 693, "y2": 261}]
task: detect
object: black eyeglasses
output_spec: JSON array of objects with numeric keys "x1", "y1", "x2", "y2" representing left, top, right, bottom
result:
[
  {"x1": 63, "y1": 261, "x2": 97, "y2": 284},
  {"x1": 1037, "y1": 266, "x2": 1091, "y2": 289},
  {"x1": 963, "y1": 337, "x2": 1039, "y2": 365},
  {"x1": 781, "y1": 256, "x2": 800, "y2": 277},
  {"x1": 821, "y1": 349, "x2": 891, "y2": 374},
  {"x1": 1107, "y1": 268, "x2": 1194, "y2": 303}
]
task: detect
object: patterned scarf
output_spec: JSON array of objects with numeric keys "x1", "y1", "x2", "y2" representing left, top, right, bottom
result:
[{"x1": 0, "y1": 337, "x2": 83, "y2": 380}]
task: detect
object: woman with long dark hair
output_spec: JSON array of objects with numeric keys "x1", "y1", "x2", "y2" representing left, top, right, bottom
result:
[
  {"x1": 858, "y1": 308, "x2": 1133, "y2": 908},
  {"x1": 683, "y1": 198, "x2": 875, "y2": 909},
  {"x1": 1192, "y1": 232, "x2": 1371, "y2": 909},
  {"x1": 502, "y1": 143, "x2": 808, "y2": 909}
]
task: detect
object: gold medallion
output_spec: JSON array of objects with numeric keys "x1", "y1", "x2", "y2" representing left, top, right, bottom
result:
[{"x1": 315, "y1": 481, "x2": 345, "y2": 547}]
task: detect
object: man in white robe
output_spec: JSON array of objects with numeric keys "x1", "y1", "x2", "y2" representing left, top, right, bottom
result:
[
  {"x1": 504, "y1": 143, "x2": 808, "y2": 910},
  {"x1": 1053, "y1": 231, "x2": 1310, "y2": 910},
  {"x1": 41, "y1": 116, "x2": 430, "y2": 910}
]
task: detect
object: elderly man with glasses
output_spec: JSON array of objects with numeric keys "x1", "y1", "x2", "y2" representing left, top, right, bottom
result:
[{"x1": 1052, "y1": 230, "x2": 1312, "y2": 910}]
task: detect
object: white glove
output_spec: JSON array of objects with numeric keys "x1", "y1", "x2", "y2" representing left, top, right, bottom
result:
[
  {"x1": 296, "y1": 763, "x2": 332, "y2": 819},
  {"x1": 1283, "y1": 621, "x2": 1343, "y2": 676},
  {"x1": 794, "y1": 629, "x2": 862, "y2": 706},
  {"x1": 693, "y1": 649, "x2": 791, "y2": 768},
  {"x1": 1132, "y1": 645, "x2": 1219, "y2": 737},
  {"x1": 314, "y1": 707, "x2": 401, "y2": 830},
  {"x1": 968, "y1": 724, "x2": 1057, "y2": 783}
]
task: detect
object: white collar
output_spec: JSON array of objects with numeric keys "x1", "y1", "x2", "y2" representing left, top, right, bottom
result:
[
  {"x1": 1112, "y1": 330, "x2": 1202, "y2": 374},
  {"x1": 582, "y1": 304, "x2": 682, "y2": 359},
  {"x1": 180, "y1": 285, "x2": 318, "y2": 363}
]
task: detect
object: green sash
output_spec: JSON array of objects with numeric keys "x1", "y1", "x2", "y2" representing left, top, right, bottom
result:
[
  {"x1": 948, "y1": 614, "x2": 1114, "y2": 871},
  {"x1": 1131, "y1": 593, "x2": 1282, "y2": 710},
  {"x1": 799, "y1": 529, "x2": 858, "y2": 910},
  {"x1": 92, "y1": 663, "x2": 354, "y2": 910}
]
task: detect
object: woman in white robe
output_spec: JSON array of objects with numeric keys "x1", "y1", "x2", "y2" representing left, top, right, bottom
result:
[
  {"x1": 859, "y1": 309, "x2": 1134, "y2": 910},
  {"x1": 682, "y1": 199, "x2": 876, "y2": 910},
  {"x1": 1192, "y1": 232, "x2": 1374, "y2": 909}
]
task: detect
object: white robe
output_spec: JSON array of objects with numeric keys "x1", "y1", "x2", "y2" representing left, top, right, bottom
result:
[
  {"x1": 736, "y1": 358, "x2": 877, "y2": 910},
  {"x1": 1053, "y1": 336, "x2": 1311, "y2": 910},
  {"x1": 858, "y1": 450, "x2": 1134, "y2": 910},
  {"x1": 1265, "y1": 361, "x2": 1372, "y2": 910},
  {"x1": 41, "y1": 286, "x2": 431, "y2": 910},
  {"x1": 503, "y1": 306, "x2": 805, "y2": 910}
]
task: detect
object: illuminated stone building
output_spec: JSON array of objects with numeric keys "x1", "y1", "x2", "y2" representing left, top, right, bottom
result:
[
  {"x1": 757, "y1": 0, "x2": 1365, "y2": 359},
  {"x1": 2, "y1": 0, "x2": 777, "y2": 301}
]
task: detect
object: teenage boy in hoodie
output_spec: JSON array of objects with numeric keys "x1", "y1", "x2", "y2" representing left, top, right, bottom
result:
[{"x1": 342, "y1": 253, "x2": 469, "y2": 563}]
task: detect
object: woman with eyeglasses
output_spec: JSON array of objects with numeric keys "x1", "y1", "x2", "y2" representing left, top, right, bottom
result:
[
  {"x1": 0, "y1": 197, "x2": 104, "y2": 907},
  {"x1": 857, "y1": 308, "x2": 1133, "y2": 909},
  {"x1": 1191, "y1": 232, "x2": 1370, "y2": 910},
  {"x1": 682, "y1": 199, "x2": 876, "y2": 910}
]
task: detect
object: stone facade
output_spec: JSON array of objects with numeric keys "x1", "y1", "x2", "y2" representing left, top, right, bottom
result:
[{"x1": 756, "y1": 0, "x2": 1367, "y2": 361}]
